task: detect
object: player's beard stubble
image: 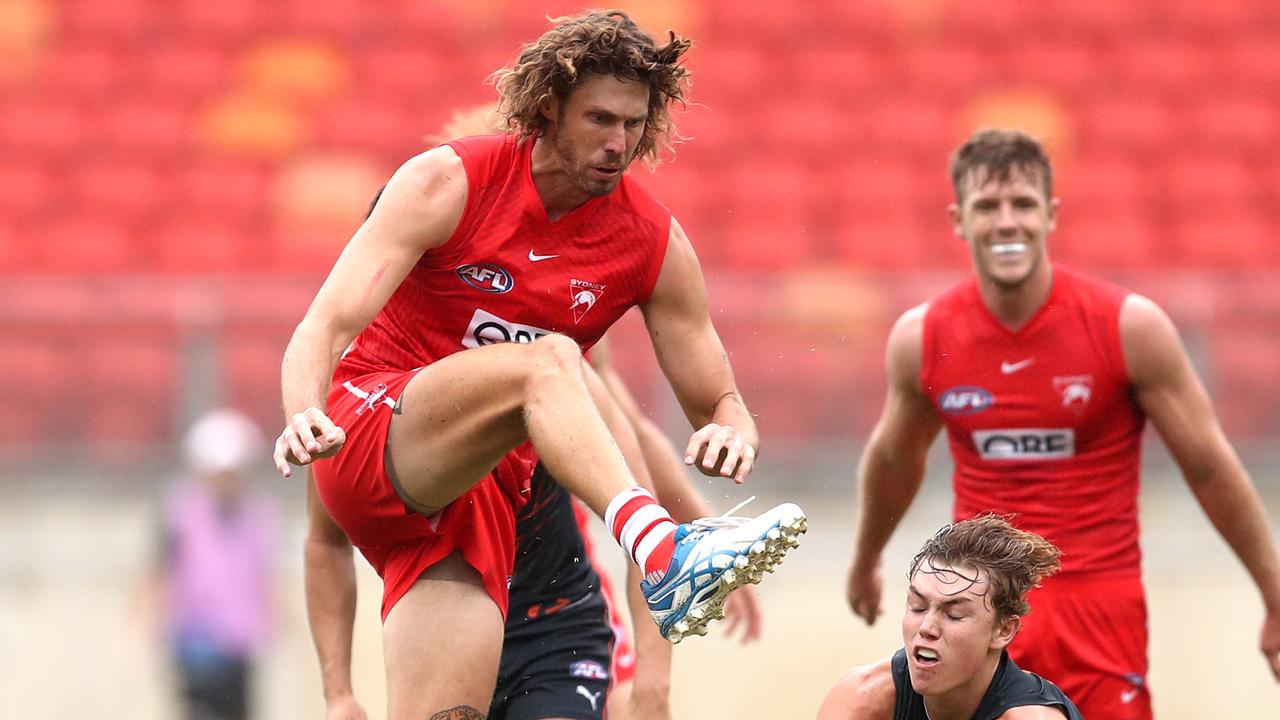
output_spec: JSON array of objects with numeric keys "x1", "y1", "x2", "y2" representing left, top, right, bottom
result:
[{"x1": 553, "y1": 130, "x2": 629, "y2": 198}]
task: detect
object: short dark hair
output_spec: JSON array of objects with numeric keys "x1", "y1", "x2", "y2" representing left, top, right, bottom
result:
[
  {"x1": 908, "y1": 514, "x2": 1061, "y2": 620},
  {"x1": 949, "y1": 128, "x2": 1054, "y2": 203},
  {"x1": 490, "y1": 10, "x2": 691, "y2": 165}
]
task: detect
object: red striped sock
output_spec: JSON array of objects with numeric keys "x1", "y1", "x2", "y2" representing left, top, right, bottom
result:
[{"x1": 604, "y1": 487, "x2": 677, "y2": 580}]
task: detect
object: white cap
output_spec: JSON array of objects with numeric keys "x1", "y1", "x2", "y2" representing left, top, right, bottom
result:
[{"x1": 183, "y1": 409, "x2": 263, "y2": 475}]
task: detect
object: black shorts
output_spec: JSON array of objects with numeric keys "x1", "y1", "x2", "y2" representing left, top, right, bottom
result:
[
  {"x1": 490, "y1": 590, "x2": 616, "y2": 720},
  {"x1": 174, "y1": 649, "x2": 250, "y2": 720}
]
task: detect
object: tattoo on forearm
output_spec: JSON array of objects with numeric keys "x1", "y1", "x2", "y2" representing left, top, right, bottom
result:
[{"x1": 427, "y1": 707, "x2": 485, "y2": 720}]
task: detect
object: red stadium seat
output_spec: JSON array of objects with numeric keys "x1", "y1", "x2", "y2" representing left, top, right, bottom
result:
[
  {"x1": 860, "y1": 98, "x2": 953, "y2": 162},
  {"x1": 1210, "y1": 326, "x2": 1280, "y2": 439},
  {"x1": 1005, "y1": 40, "x2": 1105, "y2": 100},
  {"x1": 1077, "y1": 95, "x2": 1182, "y2": 159},
  {"x1": 38, "y1": 43, "x2": 133, "y2": 102},
  {"x1": 98, "y1": 97, "x2": 194, "y2": 158},
  {"x1": 276, "y1": 0, "x2": 386, "y2": 42},
  {"x1": 172, "y1": 0, "x2": 266, "y2": 42},
  {"x1": 0, "y1": 219, "x2": 37, "y2": 273},
  {"x1": 148, "y1": 216, "x2": 259, "y2": 274},
  {"x1": 68, "y1": 158, "x2": 166, "y2": 224},
  {"x1": 1162, "y1": 154, "x2": 1256, "y2": 211},
  {"x1": 899, "y1": 41, "x2": 996, "y2": 102},
  {"x1": 788, "y1": 43, "x2": 886, "y2": 103},
  {"x1": 176, "y1": 158, "x2": 272, "y2": 221},
  {"x1": 0, "y1": 159, "x2": 60, "y2": 222},
  {"x1": 688, "y1": 44, "x2": 786, "y2": 102},
  {"x1": 1118, "y1": 38, "x2": 1219, "y2": 98},
  {"x1": 1226, "y1": 38, "x2": 1280, "y2": 94},
  {"x1": 1053, "y1": 212, "x2": 1161, "y2": 271},
  {"x1": 138, "y1": 42, "x2": 234, "y2": 103},
  {"x1": 222, "y1": 331, "x2": 293, "y2": 431},
  {"x1": 34, "y1": 215, "x2": 143, "y2": 274},
  {"x1": 80, "y1": 332, "x2": 181, "y2": 462},
  {"x1": 1185, "y1": 97, "x2": 1279, "y2": 155},
  {"x1": 60, "y1": 0, "x2": 160, "y2": 40},
  {"x1": 0, "y1": 96, "x2": 94, "y2": 161},
  {"x1": 313, "y1": 92, "x2": 425, "y2": 159},
  {"x1": 0, "y1": 338, "x2": 72, "y2": 456},
  {"x1": 716, "y1": 209, "x2": 816, "y2": 272},
  {"x1": 1171, "y1": 212, "x2": 1277, "y2": 268},
  {"x1": 834, "y1": 214, "x2": 948, "y2": 271},
  {"x1": 354, "y1": 42, "x2": 453, "y2": 100},
  {"x1": 1036, "y1": 0, "x2": 1149, "y2": 41},
  {"x1": 1056, "y1": 153, "x2": 1161, "y2": 217}
]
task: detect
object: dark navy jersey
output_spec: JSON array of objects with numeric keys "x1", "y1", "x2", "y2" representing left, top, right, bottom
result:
[
  {"x1": 505, "y1": 464, "x2": 601, "y2": 636},
  {"x1": 892, "y1": 649, "x2": 1084, "y2": 720}
]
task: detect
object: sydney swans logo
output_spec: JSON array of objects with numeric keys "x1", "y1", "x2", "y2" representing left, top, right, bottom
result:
[{"x1": 569, "y1": 279, "x2": 606, "y2": 324}]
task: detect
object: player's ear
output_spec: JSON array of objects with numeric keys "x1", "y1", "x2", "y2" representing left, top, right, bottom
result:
[
  {"x1": 540, "y1": 96, "x2": 559, "y2": 123},
  {"x1": 992, "y1": 614, "x2": 1020, "y2": 651},
  {"x1": 948, "y1": 202, "x2": 964, "y2": 239}
]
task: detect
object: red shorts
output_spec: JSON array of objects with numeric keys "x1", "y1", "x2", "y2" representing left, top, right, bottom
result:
[
  {"x1": 313, "y1": 369, "x2": 537, "y2": 621},
  {"x1": 1011, "y1": 574, "x2": 1151, "y2": 720}
]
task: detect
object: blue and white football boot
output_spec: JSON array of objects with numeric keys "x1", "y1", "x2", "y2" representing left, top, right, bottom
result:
[{"x1": 641, "y1": 499, "x2": 807, "y2": 642}]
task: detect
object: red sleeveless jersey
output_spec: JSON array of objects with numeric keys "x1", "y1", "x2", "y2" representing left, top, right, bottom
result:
[
  {"x1": 921, "y1": 264, "x2": 1146, "y2": 579},
  {"x1": 336, "y1": 134, "x2": 671, "y2": 384}
]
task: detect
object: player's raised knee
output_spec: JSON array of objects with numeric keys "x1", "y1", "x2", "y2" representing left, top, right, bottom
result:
[{"x1": 528, "y1": 333, "x2": 583, "y2": 372}]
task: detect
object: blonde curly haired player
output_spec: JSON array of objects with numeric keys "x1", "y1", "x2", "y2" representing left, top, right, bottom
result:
[{"x1": 307, "y1": 96, "x2": 765, "y2": 720}]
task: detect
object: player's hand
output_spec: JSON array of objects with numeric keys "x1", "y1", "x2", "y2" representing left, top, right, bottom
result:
[
  {"x1": 1261, "y1": 607, "x2": 1280, "y2": 681},
  {"x1": 846, "y1": 558, "x2": 884, "y2": 626},
  {"x1": 274, "y1": 407, "x2": 346, "y2": 477},
  {"x1": 325, "y1": 694, "x2": 368, "y2": 720},
  {"x1": 684, "y1": 422, "x2": 757, "y2": 483},
  {"x1": 721, "y1": 585, "x2": 763, "y2": 643}
]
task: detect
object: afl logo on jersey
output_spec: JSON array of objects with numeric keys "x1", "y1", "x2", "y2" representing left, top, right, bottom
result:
[
  {"x1": 456, "y1": 263, "x2": 514, "y2": 294},
  {"x1": 939, "y1": 386, "x2": 994, "y2": 415}
]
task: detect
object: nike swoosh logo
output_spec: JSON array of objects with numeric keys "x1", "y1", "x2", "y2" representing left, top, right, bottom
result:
[
  {"x1": 1120, "y1": 689, "x2": 1139, "y2": 704},
  {"x1": 1001, "y1": 358, "x2": 1034, "y2": 374},
  {"x1": 528, "y1": 250, "x2": 559, "y2": 262}
]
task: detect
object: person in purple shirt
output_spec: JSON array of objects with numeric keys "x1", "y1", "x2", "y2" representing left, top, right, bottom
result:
[{"x1": 153, "y1": 409, "x2": 278, "y2": 720}]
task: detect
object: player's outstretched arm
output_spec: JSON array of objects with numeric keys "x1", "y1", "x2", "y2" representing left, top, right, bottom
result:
[
  {"x1": 304, "y1": 471, "x2": 368, "y2": 720},
  {"x1": 815, "y1": 659, "x2": 895, "y2": 720},
  {"x1": 275, "y1": 147, "x2": 467, "y2": 477},
  {"x1": 847, "y1": 305, "x2": 943, "y2": 626},
  {"x1": 640, "y1": 218, "x2": 758, "y2": 484},
  {"x1": 1122, "y1": 294, "x2": 1280, "y2": 680}
]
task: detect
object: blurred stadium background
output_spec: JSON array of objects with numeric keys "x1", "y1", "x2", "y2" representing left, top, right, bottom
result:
[{"x1": 1, "y1": 0, "x2": 1278, "y2": 717}]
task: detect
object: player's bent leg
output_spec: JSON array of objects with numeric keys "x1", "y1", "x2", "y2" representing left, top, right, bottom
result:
[
  {"x1": 387, "y1": 334, "x2": 635, "y2": 514},
  {"x1": 383, "y1": 553, "x2": 504, "y2": 720},
  {"x1": 645, "y1": 502, "x2": 808, "y2": 642}
]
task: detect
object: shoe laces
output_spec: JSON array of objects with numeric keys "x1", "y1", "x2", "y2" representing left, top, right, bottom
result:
[{"x1": 689, "y1": 495, "x2": 756, "y2": 531}]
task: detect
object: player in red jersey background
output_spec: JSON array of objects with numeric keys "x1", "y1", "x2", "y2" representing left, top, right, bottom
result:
[
  {"x1": 844, "y1": 129, "x2": 1280, "y2": 719},
  {"x1": 279, "y1": 11, "x2": 804, "y2": 720}
]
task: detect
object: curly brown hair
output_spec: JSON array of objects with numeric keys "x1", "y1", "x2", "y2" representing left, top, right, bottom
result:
[
  {"x1": 490, "y1": 9, "x2": 691, "y2": 165},
  {"x1": 949, "y1": 128, "x2": 1054, "y2": 203},
  {"x1": 908, "y1": 514, "x2": 1061, "y2": 621}
]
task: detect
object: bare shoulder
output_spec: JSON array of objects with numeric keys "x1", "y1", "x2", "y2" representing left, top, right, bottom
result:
[
  {"x1": 644, "y1": 214, "x2": 705, "y2": 312},
  {"x1": 1119, "y1": 293, "x2": 1175, "y2": 337},
  {"x1": 885, "y1": 303, "x2": 928, "y2": 388},
  {"x1": 997, "y1": 704, "x2": 1073, "y2": 719},
  {"x1": 1118, "y1": 293, "x2": 1186, "y2": 386},
  {"x1": 368, "y1": 145, "x2": 468, "y2": 250},
  {"x1": 661, "y1": 215, "x2": 695, "y2": 265},
  {"x1": 390, "y1": 145, "x2": 467, "y2": 206},
  {"x1": 816, "y1": 659, "x2": 896, "y2": 720}
]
